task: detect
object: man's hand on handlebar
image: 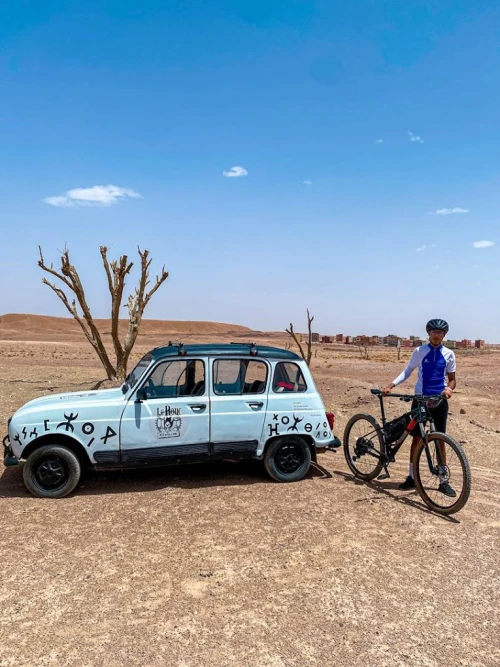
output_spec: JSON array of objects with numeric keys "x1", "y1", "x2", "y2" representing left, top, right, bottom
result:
[{"x1": 381, "y1": 384, "x2": 395, "y2": 396}]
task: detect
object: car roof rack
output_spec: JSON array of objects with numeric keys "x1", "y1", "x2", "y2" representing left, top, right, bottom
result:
[
  {"x1": 163, "y1": 341, "x2": 186, "y2": 356},
  {"x1": 230, "y1": 341, "x2": 258, "y2": 356}
]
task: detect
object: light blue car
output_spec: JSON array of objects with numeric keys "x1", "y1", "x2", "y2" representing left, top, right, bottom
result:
[{"x1": 3, "y1": 343, "x2": 341, "y2": 498}]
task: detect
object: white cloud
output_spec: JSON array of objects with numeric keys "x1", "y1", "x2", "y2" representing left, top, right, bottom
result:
[
  {"x1": 408, "y1": 131, "x2": 424, "y2": 144},
  {"x1": 44, "y1": 184, "x2": 141, "y2": 207},
  {"x1": 376, "y1": 138, "x2": 383, "y2": 144},
  {"x1": 44, "y1": 196, "x2": 73, "y2": 207},
  {"x1": 302, "y1": 180, "x2": 312, "y2": 186},
  {"x1": 416, "y1": 245, "x2": 427, "y2": 252},
  {"x1": 472, "y1": 240, "x2": 495, "y2": 248},
  {"x1": 430, "y1": 207, "x2": 469, "y2": 216},
  {"x1": 223, "y1": 166, "x2": 248, "y2": 178}
]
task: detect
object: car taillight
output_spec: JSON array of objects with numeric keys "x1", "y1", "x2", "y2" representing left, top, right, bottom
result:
[{"x1": 326, "y1": 412, "x2": 335, "y2": 430}]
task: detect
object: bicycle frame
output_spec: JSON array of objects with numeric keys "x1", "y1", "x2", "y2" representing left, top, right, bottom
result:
[{"x1": 371, "y1": 390, "x2": 442, "y2": 474}]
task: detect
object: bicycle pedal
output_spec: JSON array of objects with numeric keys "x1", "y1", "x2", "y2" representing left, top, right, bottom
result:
[{"x1": 377, "y1": 473, "x2": 390, "y2": 480}]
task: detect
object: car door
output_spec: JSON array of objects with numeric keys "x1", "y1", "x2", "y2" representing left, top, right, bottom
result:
[
  {"x1": 119, "y1": 357, "x2": 210, "y2": 466},
  {"x1": 209, "y1": 357, "x2": 269, "y2": 458}
]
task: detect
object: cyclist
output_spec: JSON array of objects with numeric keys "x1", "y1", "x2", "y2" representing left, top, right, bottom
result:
[{"x1": 381, "y1": 319, "x2": 457, "y2": 496}]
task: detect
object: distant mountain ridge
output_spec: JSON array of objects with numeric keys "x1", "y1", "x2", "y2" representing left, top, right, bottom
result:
[{"x1": 0, "y1": 313, "x2": 253, "y2": 338}]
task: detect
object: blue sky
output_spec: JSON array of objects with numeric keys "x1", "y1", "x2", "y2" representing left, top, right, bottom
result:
[{"x1": 1, "y1": 0, "x2": 499, "y2": 341}]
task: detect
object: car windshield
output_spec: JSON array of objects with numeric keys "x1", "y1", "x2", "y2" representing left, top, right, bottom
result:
[{"x1": 125, "y1": 354, "x2": 153, "y2": 390}]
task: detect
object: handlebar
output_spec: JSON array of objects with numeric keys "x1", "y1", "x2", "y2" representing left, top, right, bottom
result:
[{"x1": 370, "y1": 389, "x2": 444, "y2": 403}]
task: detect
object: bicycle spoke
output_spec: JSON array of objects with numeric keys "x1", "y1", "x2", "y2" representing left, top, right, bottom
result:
[
  {"x1": 344, "y1": 415, "x2": 384, "y2": 480},
  {"x1": 414, "y1": 434, "x2": 471, "y2": 514}
]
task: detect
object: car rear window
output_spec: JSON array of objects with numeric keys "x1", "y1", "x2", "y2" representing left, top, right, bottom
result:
[{"x1": 272, "y1": 362, "x2": 307, "y2": 393}]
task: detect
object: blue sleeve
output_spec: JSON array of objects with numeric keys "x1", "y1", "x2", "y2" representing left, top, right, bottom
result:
[{"x1": 392, "y1": 348, "x2": 420, "y2": 386}]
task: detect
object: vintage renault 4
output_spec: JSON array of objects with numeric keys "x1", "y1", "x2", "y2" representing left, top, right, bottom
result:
[{"x1": 3, "y1": 343, "x2": 340, "y2": 498}]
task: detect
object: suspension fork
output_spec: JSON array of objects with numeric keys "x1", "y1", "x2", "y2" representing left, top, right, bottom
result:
[{"x1": 420, "y1": 422, "x2": 443, "y2": 474}]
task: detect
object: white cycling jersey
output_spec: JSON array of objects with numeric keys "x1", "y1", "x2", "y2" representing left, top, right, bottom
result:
[{"x1": 392, "y1": 343, "x2": 456, "y2": 395}]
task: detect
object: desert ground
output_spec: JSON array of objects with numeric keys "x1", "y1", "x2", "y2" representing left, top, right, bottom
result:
[{"x1": 1, "y1": 315, "x2": 499, "y2": 666}]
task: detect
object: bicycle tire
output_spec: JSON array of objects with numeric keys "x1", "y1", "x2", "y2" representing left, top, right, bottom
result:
[
  {"x1": 413, "y1": 432, "x2": 471, "y2": 515},
  {"x1": 343, "y1": 413, "x2": 384, "y2": 481}
]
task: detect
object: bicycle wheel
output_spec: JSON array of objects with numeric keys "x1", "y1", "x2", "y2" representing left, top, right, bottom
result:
[
  {"x1": 343, "y1": 413, "x2": 384, "y2": 481},
  {"x1": 413, "y1": 432, "x2": 471, "y2": 515}
]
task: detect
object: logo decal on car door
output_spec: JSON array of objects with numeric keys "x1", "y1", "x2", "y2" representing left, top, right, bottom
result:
[{"x1": 156, "y1": 405, "x2": 183, "y2": 439}]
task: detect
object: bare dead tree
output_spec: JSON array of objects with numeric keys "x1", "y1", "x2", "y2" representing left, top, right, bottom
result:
[
  {"x1": 38, "y1": 246, "x2": 169, "y2": 380},
  {"x1": 357, "y1": 344, "x2": 369, "y2": 360},
  {"x1": 285, "y1": 309, "x2": 314, "y2": 366}
]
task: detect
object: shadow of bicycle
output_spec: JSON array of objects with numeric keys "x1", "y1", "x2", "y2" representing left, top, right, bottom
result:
[{"x1": 333, "y1": 469, "x2": 460, "y2": 524}]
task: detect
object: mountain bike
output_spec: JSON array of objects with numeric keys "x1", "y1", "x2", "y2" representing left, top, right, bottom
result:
[{"x1": 343, "y1": 389, "x2": 471, "y2": 515}]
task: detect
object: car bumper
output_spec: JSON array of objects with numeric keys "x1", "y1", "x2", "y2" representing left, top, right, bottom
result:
[
  {"x1": 317, "y1": 435, "x2": 342, "y2": 452},
  {"x1": 3, "y1": 435, "x2": 19, "y2": 467}
]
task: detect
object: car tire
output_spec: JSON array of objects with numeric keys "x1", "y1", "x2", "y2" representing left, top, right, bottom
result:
[
  {"x1": 264, "y1": 436, "x2": 312, "y2": 482},
  {"x1": 23, "y1": 445, "x2": 81, "y2": 499}
]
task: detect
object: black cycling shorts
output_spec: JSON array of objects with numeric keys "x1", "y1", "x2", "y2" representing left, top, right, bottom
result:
[{"x1": 410, "y1": 398, "x2": 448, "y2": 437}]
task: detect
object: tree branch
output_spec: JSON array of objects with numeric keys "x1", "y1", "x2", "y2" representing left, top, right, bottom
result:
[
  {"x1": 39, "y1": 246, "x2": 116, "y2": 379},
  {"x1": 306, "y1": 308, "x2": 314, "y2": 366},
  {"x1": 285, "y1": 309, "x2": 315, "y2": 366},
  {"x1": 286, "y1": 323, "x2": 309, "y2": 365},
  {"x1": 38, "y1": 246, "x2": 73, "y2": 291},
  {"x1": 41, "y1": 278, "x2": 98, "y2": 353}
]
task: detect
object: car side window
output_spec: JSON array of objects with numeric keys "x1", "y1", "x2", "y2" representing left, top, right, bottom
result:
[
  {"x1": 242, "y1": 360, "x2": 267, "y2": 394},
  {"x1": 272, "y1": 362, "x2": 307, "y2": 393},
  {"x1": 145, "y1": 359, "x2": 205, "y2": 398},
  {"x1": 213, "y1": 359, "x2": 268, "y2": 395}
]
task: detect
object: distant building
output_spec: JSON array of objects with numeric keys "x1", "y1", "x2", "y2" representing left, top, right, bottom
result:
[
  {"x1": 475, "y1": 339, "x2": 485, "y2": 349},
  {"x1": 321, "y1": 335, "x2": 332, "y2": 344},
  {"x1": 402, "y1": 339, "x2": 413, "y2": 348},
  {"x1": 386, "y1": 334, "x2": 399, "y2": 347},
  {"x1": 446, "y1": 340, "x2": 457, "y2": 349},
  {"x1": 336, "y1": 334, "x2": 345, "y2": 343},
  {"x1": 345, "y1": 336, "x2": 353, "y2": 344},
  {"x1": 456, "y1": 339, "x2": 473, "y2": 349},
  {"x1": 311, "y1": 332, "x2": 320, "y2": 343},
  {"x1": 357, "y1": 335, "x2": 371, "y2": 346}
]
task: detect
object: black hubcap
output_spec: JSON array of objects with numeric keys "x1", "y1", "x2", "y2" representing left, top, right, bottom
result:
[
  {"x1": 275, "y1": 444, "x2": 304, "y2": 474},
  {"x1": 34, "y1": 456, "x2": 68, "y2": 490}
]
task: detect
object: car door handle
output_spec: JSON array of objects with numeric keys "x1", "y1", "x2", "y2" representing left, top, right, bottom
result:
[
  {"x1": 189, "y1": 403, "x2": 207, "y2": 411},
  {"x1": 247, "y1": 401, "x2": 264, "y2": 409}
]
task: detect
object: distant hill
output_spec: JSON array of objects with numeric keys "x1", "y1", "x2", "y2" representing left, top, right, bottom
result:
[{"x1": 0, "y1": 313, "x2": 253, "y2": 340}]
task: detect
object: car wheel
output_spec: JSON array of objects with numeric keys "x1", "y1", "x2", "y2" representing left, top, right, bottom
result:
[
  {"x1": 264, "y1": 436, "x2": 312, "y2": 482},
  {"x1": 23, "y1": 445, "x2": 81, "y2": 499}
]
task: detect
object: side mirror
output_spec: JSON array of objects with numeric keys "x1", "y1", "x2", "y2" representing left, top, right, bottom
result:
[
  {"x1": 135, "y1": 387, "x2": 148, "y2": 403},
  {"x1": 121, "y1": 383, "x2": 130, "y2": 395}
]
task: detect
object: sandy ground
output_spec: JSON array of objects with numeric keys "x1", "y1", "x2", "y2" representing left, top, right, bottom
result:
[{"x1": 1, "y1": 331, "x2": 499, "y2": 667}]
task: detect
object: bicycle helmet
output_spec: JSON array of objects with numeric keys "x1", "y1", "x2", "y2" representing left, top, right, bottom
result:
[{"x1": 426, "y1": 318, "x2": 449, "y2": 334}]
